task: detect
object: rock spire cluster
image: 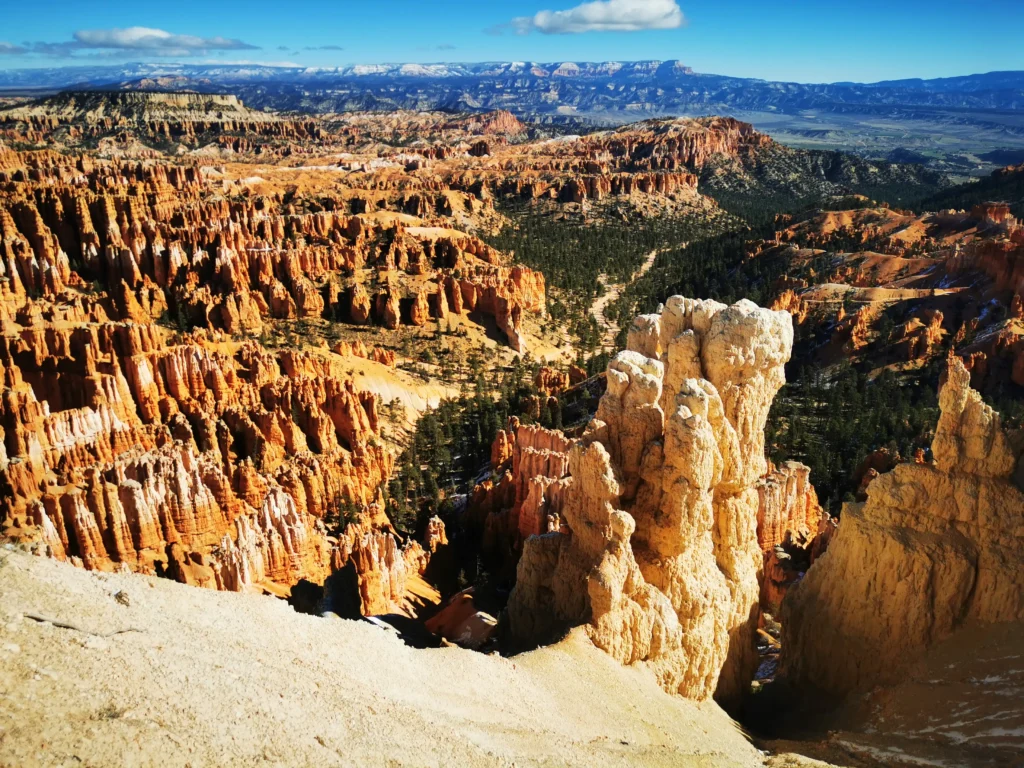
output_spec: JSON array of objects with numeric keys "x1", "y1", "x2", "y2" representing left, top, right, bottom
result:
[{"x1": 0, "y1": 144, "x2": 466, "y2": 611}]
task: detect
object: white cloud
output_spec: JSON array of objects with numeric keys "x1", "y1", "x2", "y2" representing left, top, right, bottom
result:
[
  {"x1": 511, "y1": 0, "x2": 684, "y2": 34},
  {"x1": 72, "y1": 27, "x2": 258, "y2": 52},
  {"x1": 12, "y1": 27, "x2": 260, "y2": 59},
  {"x1": 0, "y1": 41, "x2": 29, "y2": 55}
]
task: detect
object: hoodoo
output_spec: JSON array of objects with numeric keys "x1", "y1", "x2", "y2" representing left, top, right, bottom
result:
[
  {"x1": 507, "y1": 296, "x2": 793, "y2": 708},
  {"x1": 2, "y1": 43, "x2": 1023, "y2": 765}
]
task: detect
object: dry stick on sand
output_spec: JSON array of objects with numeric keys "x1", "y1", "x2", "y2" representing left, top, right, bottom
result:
[{"x1": 23, "y1": 612, "x2": 145, "y2": 638}]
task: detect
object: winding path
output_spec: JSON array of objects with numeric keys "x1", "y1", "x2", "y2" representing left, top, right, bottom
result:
[{"x1": 590, "y1": 249, "x2": 661, "y2": 349}]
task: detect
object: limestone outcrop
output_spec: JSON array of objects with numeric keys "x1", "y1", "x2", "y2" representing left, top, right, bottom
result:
[
  {"x1": 781, "y1": 355, "x2": 1024, "y2": 695},
  {"x1": 534, "y1": 366, "x2": 570, "y2": 396},
  {"x1": 0, "y1": 132, "x2": 554, "y2": 603},
  {"x1": 506, "y1": 296, "x2": 793, "y2": 707},
  {"x1": 333, "y1": 519, "x2": 443, "y2": 615}
]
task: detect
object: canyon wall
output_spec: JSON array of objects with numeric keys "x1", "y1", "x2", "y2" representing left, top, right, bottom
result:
[
  {"x1": 762, "y1": 204, "x2": 1024, "y2": 393},
  {"x1": 0, "y1": 145, "x2": 545, "y2": 349},
  {"x1": 506, "y1": 296, "x2": 793, "y2": 708},
  {"x1": 781, "y1": 355, "x2": 1024, "y2": 695}
]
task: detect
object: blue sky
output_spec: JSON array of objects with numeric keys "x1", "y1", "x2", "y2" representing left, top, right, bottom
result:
[{"x1": 2, "y1": 0, "x2": 1022, "y2": 83}]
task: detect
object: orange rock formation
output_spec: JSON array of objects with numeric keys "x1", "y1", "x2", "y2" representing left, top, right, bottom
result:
[
  {"x1": 781, "y1": 355, "x2": 1024, "y2": 695},
  {"x1": 0, "y1": 145, "x2": 471, "y2": 610}
]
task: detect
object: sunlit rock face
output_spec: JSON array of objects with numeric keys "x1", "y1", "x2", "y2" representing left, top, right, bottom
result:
[
  {"x1": 781, "y1": 355, "x2": 1024, "y2": 696},
  {"x1": 0, "y1": 147, "x2": 469, "y2": 608},
  {"x1": 507, "y1": 296, "x2": 793, "y2": 708}
]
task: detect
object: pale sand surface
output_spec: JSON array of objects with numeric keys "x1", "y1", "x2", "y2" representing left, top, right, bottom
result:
[{"x1": 0, "y1": 549, "x2": 785, "y2": 767}]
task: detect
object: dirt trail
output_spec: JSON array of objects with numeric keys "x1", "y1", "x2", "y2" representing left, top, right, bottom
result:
[{"x1": 591, "y1": 249, "x2": 662, "y2": 349}]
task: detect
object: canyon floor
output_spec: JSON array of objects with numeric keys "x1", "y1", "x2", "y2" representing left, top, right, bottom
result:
[{"x1": 0, "y1": 548, "x2": 830, "y2": 768}]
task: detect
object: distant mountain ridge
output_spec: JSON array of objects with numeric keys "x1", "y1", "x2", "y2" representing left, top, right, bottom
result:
[
  {"x1": 2, "y1": 61, "x2": 1023, "y2": 120},
  {"x1": 862, "y1": 71, "x2": 1024, "y2": 92},
  {"x1": 1, "y1": 60, "x2": 1021, "y2": 87}
]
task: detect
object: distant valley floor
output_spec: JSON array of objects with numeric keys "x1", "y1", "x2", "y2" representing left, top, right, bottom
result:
[{"x1": 568, "y1": 107, "x2": 1024, "y2": 179}]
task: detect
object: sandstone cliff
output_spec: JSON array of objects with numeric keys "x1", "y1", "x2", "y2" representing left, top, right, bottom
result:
[
  {"x1": 0, "y1": 144, "x2": 545, "y2": 352},
  {"x1": 0, "y1": 318, "x2": 423, "y2": 602},
  {"x1": 466, "y1": 418, "x2": 572, "y2": 579},
  {"x1": 781, "y1": 355, "x2": 1024, "y2": 695},
  {"x1": 755, "y1": 461, "x2": 830, "y2": 614}
]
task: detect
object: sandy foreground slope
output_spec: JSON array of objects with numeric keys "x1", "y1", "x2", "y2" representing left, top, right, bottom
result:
[{"x1": 0, "y1": 549, "x2": 823, "y2": 768}]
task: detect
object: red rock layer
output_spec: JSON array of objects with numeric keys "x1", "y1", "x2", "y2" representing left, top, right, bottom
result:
[
  {"x1": 455, "y1": 116, "x2": 766, "y2": 204},
  {"x1": 1, "y1": 323, "x2": 397, "y2": 588},
  {"x1": 0, "y1": 146, "x2": 545, "y2": 353},
  {"x1": 333, "y1": 518, "x2": 444, "y2": 615},
  {"x1": 760, "y1": 203, "x2": 1024, "y2": 389},
  {"x1": 534, "y1": 366, "x2": 570, "y2": 396},
  {"x1": 755, "y1": 461, "x2": 823, "y2": 554},
  {"x1": 755, "y1": 461, "x2": 832, "y2": 614}
]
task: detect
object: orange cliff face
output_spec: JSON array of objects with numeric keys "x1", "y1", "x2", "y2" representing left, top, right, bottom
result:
[
  {"x1": 760, "y1": 201, "x2": 1024, "y2": 388},
  {"x1": 441, "y1": 116, "x2": 768, "y2": 207},
  {"x1": 0, "y1": 91, "x2": 324, "y2": 162},
  {"x1": 0, "y1": 107, "x2": 827, "y2": 615},
  {"x1": 0, "y1": 140, "x2": 548, "y2": 352},
  {"x1": 7, "y1": 109, "x2": 792, "y2": 605},
  {"x1": 465, "y1": 417, "x2": 572, "y2": 579},
  {"x1": 755, "y1": 461, "x2": 834, "y2": 615},
  {"x1": 0, "y1": 102, "x2": 774, "y2": 220},
  {"x1": 0, "y1": 322, "x2": 413, "y2": 598},
  {"x1": 0, "y1": 147, "x2": 458, "y2": 611}
]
